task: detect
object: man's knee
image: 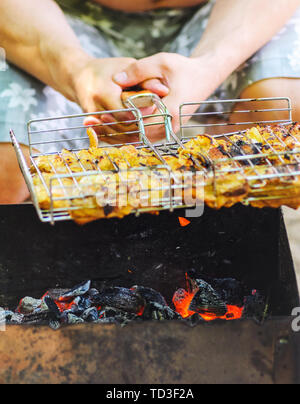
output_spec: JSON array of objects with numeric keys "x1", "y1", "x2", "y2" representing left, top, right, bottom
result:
[
  {"x1": 0, "y1": 143, "x2": 30, "y2": 204},
  {"x1": 235, "y1": 78, "x2": 300, "y2": 123}
]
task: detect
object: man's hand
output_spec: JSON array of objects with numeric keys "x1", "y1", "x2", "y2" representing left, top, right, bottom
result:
[
  {"x1": 72, "y1": 57, "x2": 141, "y2": 143},
  {"x1": 74, "y1": 57, "x2": 138, "y2": 115},
  {"x1": 113, "y1": 53, "x2": 220, "y2": 141},
  {"x1": 73, "y1": 56, "x2": 172, "y2": 144}
]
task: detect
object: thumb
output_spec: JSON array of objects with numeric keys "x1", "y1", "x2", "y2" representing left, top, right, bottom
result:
[
  {"x1": 113, "y1": 59, "x2": 164, "y2": 89},
  {"x1": 141, "y1": 79, "x2": 169, "y2": 97}
]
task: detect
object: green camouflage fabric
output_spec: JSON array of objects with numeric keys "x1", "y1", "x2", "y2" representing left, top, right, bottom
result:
[
  {"x1": 57, "y1": 0, "x2": 203, "y2": 59},
  {"x1": 0, "y1": 1, "x2": 300, "y2": 150}
]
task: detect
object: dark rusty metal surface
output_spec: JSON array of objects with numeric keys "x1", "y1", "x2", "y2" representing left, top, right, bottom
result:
[
  {"x1": 0, "y1": 204, "x2": 299, "y2": 385},
  {"x1": 0, "y1": 318, "x2": 299, "y2": 384},
  {"x1": 0, "y1": 204, "x2": 298, "y2": 314}
]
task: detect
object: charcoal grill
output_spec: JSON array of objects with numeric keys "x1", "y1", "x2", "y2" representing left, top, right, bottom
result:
[
  {"x1": 0, "y1": 203, "x2": 299, "y2": 384},
  {"x1": 2, "y1": 96, "x2": 300, "y2": 384}
]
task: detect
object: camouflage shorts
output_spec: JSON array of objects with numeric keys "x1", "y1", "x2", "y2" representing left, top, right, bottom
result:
[{"x1": 1, "y1": 0, "x2": 300, "y2": 148}]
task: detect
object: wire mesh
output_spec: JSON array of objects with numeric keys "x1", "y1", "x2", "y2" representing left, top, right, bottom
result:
[{"x1": 10, "y1": 96, "x2": 300, "y2": 224}]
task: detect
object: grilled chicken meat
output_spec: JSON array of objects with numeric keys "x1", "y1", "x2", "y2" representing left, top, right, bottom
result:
[
  {"x1": 32, "y1": 173, "x2": 75, "y2": 210},
  {"x1": 30, "y1": 123, "x2": 300, "y2": 223},
  {"x1": 69, "y1": 169, "x2": 166, "y2": 224}
]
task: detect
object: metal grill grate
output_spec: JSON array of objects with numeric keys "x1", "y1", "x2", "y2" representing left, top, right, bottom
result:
[{"x1": 10, "y1": 96, "x2": 300, "y2": 224}]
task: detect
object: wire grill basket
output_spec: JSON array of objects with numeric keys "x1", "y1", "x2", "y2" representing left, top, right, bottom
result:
[{"x1": 10, "y1": 95, "x2": 299, "y2": 225}]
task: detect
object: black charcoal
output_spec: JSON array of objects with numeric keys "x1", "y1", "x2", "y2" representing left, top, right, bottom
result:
[
  {"x1": 49, "y1": 319, "x2": 61, "y2": 331},
  {"x1": 95, "y1": 317, "x2": 119, "y2": 324},
  {"x1": 21, "y1": 312, "x2": 50, "y2": 325},
  {"x1": 142, "y1": 302, "x2": 179, "y2": 321},
  {"x1": 0, "y1": 310, "x2": 14, "y2": 322},
  {"x1": 189, "y1": 280, "x2": 227, "y2": 317},
  {"x1": 10, "y1": 313, "x2": 25, "y2": 324},
  {"x1": 72, "y1": 296, "x2": 92, "y2": 314},
  {"x1": 131, "y1": 285, "x2": 167, "y2": 306},
  {"x1": 93, "y1": 287, "x2": 145, "y2": 314},
  {"x1": 98, "y1": 307, "x2": 139, "y2": 325},
  {"x1": 208, "y1": 278, "x2": 246, "y2": 306},
  {"x1": 88, "y1": 288, "x2": 100, "y2": 300},
  {"x1": 98, "y1": 307, "x2": 119, "y2": 319},
  {"x1": 44, "y1": 296, "x2": 61, "y2": 319},
  {"x1": 59, "y1": 280, "x2": 91, "y2": 301},
  {"x1": 6, "y1": 277, "x2": 262, "y2": 329},
  {"x1": 66, "y1": 313, "x2": 85, "y2": 325},
  {"x1": 46, "y1": 288, "x2": 69, "y2": 301},
  {"x1": 185, "y1": 313, "x2": 206, "y2": 327},
  {"x1": 82, "y1": 307, "x2": 99, "y2": 322},
  {"x1": 242, "y1": 291, "x2": 267, "y2": 323}
]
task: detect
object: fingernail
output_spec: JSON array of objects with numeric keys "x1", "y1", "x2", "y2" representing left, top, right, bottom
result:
[
  {"x1": 83, "y1": 117, "x2": 99, "y2": 126},
  {"x1": 113, "y1": 72, "x2": 128, "y2": 84}
]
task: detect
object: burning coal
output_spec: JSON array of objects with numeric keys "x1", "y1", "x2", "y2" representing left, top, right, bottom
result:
[
  {"x1": 0, "y1": 275, "x2": 266, "y2": 330},
  {"x1": 172, "y1": 274, "x2": 248, "y2": 321}
]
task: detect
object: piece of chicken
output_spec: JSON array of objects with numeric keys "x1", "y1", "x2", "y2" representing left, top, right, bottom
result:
[
  {"x1": 32, "y1": 173, "x2": 75, "y2": 210},
  {"x1": 69, "y1": 169, "x2": 167, "y2": 224}
]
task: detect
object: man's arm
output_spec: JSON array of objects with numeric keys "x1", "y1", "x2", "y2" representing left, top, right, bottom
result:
[
  {"x1": 191, "y1": 0, "x2": 300, "y2": 85},
  {"x1": 0, "y1": 0, "x2": 141, "y2": 137},
  {"x1": 0, "y1": 0, "x2": 90, "y2": 101}
]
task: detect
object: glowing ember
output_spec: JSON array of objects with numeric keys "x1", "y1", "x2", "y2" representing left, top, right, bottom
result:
[
  {"x1": 178, "y1": 217, "x2": 191, "y2": 227},
  {"x1": 200, "y1": 305, "x2": 244, "y2": 322},
  {"x1": 172, "y1": 288, "x2": 195, "y2": 319},
  {"x1": 172, "y1": 288, "x2": 244, "y2": 321},
  {"x1": 13, "y1": 277, "x2": 250, "y2": 329},
  {"x1": 137, "y1": 307, "x2": 145, "y2": 316},
  {"x1": 41, "y1": 292, "x2": 77, "y2": 313},
  {"x1": 55, "y1": 300, "x2": 76, "y2": 313}
]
